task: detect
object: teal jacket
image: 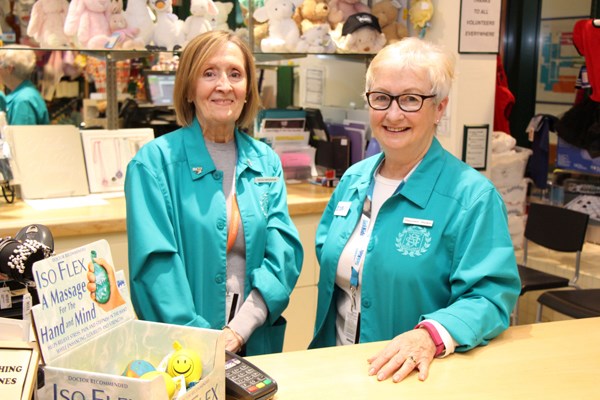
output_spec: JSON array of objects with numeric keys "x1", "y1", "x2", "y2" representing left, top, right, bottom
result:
[
  {"x1": 310, "y1": 138, "x2": 520, "y2": 351},
  {"x1": 125, "y1": 119, "x2": 303, "y2": 355},
  {"x1": 6, "y1": 80, "x2": 49, "y2": 125}
]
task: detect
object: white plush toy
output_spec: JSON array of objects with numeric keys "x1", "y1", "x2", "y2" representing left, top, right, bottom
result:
[
  {"x1": 211, "y1": 1, "x2": 234, "y2": 32},
  {"x1": 87, "y1": 0, "x2": 146, "y2": 49},
  {"x1": 124, "y1": 0, "x2": 154, "y2": 45},
  {"x1": 64, "y1": 0, "x2": 113, "y2": 48},
  {"x1": 253, "y1": 0, "x2": 303, "y2": 52},
  {"x1": 149, "y1": 0, "x2": 185, "y2": 50},
  {"x1": 27, "y1": 0, "x2": 70, "y2": 47},
  {"x1": 331, "y1": 12, "x2": 386, "y2": 54},
  {"x1": 182, "y1": 0, "x2": 218, "y2": 45},
  {"x1": 296, "y1": 23, "x2": 335, "y2": 53}
]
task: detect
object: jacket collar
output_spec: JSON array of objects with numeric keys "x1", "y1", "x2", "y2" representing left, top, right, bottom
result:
[
  {"x1": 183, "y1": 118, "x2": 265, "y2": 180},
  {"x1": 346, "y1": 138, "x2": 446, "y2": 209}
]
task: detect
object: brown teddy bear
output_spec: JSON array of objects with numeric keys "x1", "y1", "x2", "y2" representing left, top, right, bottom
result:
[
  {"x1": 293, "y1": 0, "x2": 330, "y2": 33},
  {"x1": 371, "y1": 0, "x2": 408, "y2": 45}
]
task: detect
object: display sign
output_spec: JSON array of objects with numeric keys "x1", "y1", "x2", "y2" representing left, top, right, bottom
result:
[
  {"x1": 0, "y1": 341, "x2": 39, "y2": 400},
  {"x1": 459, "y1": 0, "x2": 502, "y2": 54},
  {"x1": 462, "y1": 125, "x2": 489, "y2": 170}
]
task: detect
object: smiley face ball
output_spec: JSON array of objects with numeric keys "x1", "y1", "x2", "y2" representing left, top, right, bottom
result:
[{"x1": 166, "y1": 341, "x2": 203, "y2": 385}]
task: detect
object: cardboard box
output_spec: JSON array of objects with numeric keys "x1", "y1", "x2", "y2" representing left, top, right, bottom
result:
[
  {"x1": 556, "y1": 137, "x2": 600, "y2": 175},
  {"x1": 31, "y1": 240, "x2": 225, "y2": 400},
  {"x1": 490, "y1": 147, "x2": 532, "y2": 188}
]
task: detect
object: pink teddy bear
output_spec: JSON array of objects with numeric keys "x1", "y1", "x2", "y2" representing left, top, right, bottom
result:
[{"x1": 327, "y1": 0, "x2": 370, "y2": 29}]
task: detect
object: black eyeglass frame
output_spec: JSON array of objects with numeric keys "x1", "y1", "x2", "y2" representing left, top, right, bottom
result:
[{"x1": 365, "y1": 91, "x2": 437, "y2": 112}]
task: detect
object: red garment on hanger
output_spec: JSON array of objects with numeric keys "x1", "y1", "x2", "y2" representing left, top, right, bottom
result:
[
  {"x1": 573, "y1": 19, "x2": 600, "y2": 102},
  {"x1": 494, "y1": 55, "x2": 515, "y2": 135}
]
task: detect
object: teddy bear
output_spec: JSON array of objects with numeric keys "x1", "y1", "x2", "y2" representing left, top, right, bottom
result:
[
  {"x1": 327, "y1": 0, "x2": 370, "y2": 29},
  {"x1": 64, "y1": 0, "x2": 113, "y2": 48},
  {"x1": 296, "y1": 23, "x2": 336, "y2": 53},
  {"x1": 182, "y1": 0, "x2": 218, "y2": 45},
  {"x1": 149, "y1": 0, "x2": 185, "y2": 50},
  {"x1": 253, "y1": 0, "x2": 303, "y2": 53},
  {"x1": 27, "y1": 0, "x2": 70, "y2": 47},
  {"x1": 408, "y1": 0, "x2": 433, "y2": 38},
  {"x1": 124, "y1": 0, "x2": 155, "y2": 45},
  {"x1": 331, "y1": 12, "x2": 386, "y2": 54},
  {"x1": 371, "y1": 0, "x2": 407, "y2": 46},
  {"x1": 292, "y1": 0, "x2": 329, "y2": 34},
  {"x1": 211, "y1": 1, "x2": 234, "y2": 31}
]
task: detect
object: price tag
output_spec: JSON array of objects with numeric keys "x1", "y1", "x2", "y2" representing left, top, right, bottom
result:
[
  {"x1": 22, "y1": 292, "x2": 32, "y2": 321},
  {"x1": 0, "y1": 286, "x2": 11, "y2": 309}
]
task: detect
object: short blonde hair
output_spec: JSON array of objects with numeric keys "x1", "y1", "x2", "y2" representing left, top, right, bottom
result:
[
  {"x1": 0, "y1": 45, "x2": 37, "y2": 81},
  {"x1": 173, "y1": 31, "x2": 261, "y2": 129},
  {"x1": 365, "y1": 37, "x2": 455, "y2": 104}
]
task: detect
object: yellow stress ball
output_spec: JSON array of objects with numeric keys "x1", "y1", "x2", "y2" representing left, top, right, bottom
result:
[
  {"x1": 141, "y1": 371, "x2": 178, "y2": 398},
  {"x1": 166, "y1": 341, "x2": 203, "y2": 385}
]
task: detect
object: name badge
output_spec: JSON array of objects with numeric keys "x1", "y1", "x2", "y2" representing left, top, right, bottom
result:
[
  {"x1": 334, "y1": 201, "x2": 352, "y2": 216},
  {"x1": 255, "y1": 177, "x2": 279, "y2": 183},
  {"x1": 403, "y1": 217, "x2": 434, "y2": 227}
]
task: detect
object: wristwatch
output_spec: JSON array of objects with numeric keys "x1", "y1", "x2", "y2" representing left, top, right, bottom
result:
[{"x1": 415, "y1": 321, "x2": 446, "y2": 357}]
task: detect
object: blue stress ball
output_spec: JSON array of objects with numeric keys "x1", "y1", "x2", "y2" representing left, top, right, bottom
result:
[
  {"x1": 122, "y1": 360, "x2": 156, "y2": 378},
  {"x1": 166, "y1": 341, "x2": 203, "y2": 386}
]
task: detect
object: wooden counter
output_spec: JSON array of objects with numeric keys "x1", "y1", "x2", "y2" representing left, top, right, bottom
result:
[
  {"x1": 247, "y1": 318, "x2": 600, "y2": 399},
  {"x1": 0, "y1": 183, "x2": 333, "y2": 238}
]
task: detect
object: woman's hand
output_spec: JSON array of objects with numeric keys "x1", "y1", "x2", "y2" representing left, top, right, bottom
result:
[
  {"x1": 86, "y1": 257, "x2": 126, "y2": 312},
  {"x1": 367, "y1": 328, "x2": 436, "y2": 383},
  {"x1": 222, "y1": 326, "x2": 244, "y2": 353}
]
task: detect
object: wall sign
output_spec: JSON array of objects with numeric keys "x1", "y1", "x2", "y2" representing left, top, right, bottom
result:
[
  {"x1": 462, "y1": 125, "x2": 489, "y2": 170},
  {"x1": 459, "y1": 0, "x2": 502, "y2": 54}
]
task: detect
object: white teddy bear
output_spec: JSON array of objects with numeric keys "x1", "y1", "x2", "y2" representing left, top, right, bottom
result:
[
  {"x1": 253, "y1": 0, "x2": 303, "y2": 53},
  {"x1": 124, "y1": 0, "x2": 154, "y2": 45},
  {"x1": 297, "y1": 23, "x2": 336, "y2": 53},
  {"x1": 27, "y1": 0, "x2": 70, "y2": 47},
  {"x1": 211, "y1": 1, "x2": 234, "y2": 32},
  {"x1": 149, "y1": 0, "x2": 185, "y2": 50},
  {"x1": 182, "y1": 0, "x2": 218, "y2": 45}
]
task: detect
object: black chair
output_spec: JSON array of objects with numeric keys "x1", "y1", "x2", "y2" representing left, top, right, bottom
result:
[
  {"x1": 537, "y1": 288, "x2": 600, "y2": 321},
  {"x1": 513, "y1": 202, "x2": 590, "y2": 324}
]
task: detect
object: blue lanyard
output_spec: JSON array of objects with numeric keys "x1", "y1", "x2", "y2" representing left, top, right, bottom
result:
[{"x1": 350, "y1": 178, "x2": 405, "y2": 290}]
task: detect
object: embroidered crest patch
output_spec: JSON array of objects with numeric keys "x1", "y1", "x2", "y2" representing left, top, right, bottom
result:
[{"x1": 395, "y1": 226, "x2": 432, "y2": 257}]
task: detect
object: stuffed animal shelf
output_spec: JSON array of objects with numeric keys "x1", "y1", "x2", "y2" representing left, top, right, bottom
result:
[
  {"x1": 253, "y1": 0, "x2": 304, "y2": 53},
  {"x1": 331, "y1": 12, "x2": 386, "y2": 54},
  {"x1": 27, "y1": 0, "x2": 70, "y2": 47}
]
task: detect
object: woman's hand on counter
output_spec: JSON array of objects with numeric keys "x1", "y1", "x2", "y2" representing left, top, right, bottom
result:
[{"x1": 367, "y1": 328, "x2": 436, "y2": 383}]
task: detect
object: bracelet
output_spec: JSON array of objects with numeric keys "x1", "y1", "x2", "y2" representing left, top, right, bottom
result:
[{"x1": 415, "y1": 321, "x2": 446, "y2": 357}]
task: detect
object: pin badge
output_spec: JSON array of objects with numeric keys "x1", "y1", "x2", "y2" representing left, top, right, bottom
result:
[{"x1": 192, "y1": 167, "x2": 203, "y2": 174}]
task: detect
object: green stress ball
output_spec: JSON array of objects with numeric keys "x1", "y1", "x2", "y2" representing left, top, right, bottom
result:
[
  {"x1": 166, "y1": 341, "x2": 203, "y2": 386},
  {"x1": 91, "y1": 250, "x2": 110, "y2": 304}
]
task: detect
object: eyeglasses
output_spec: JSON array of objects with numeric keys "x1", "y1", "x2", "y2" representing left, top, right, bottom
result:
[{"x1": 365, "y1": 92, "x2": 436, "y2": 112}]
